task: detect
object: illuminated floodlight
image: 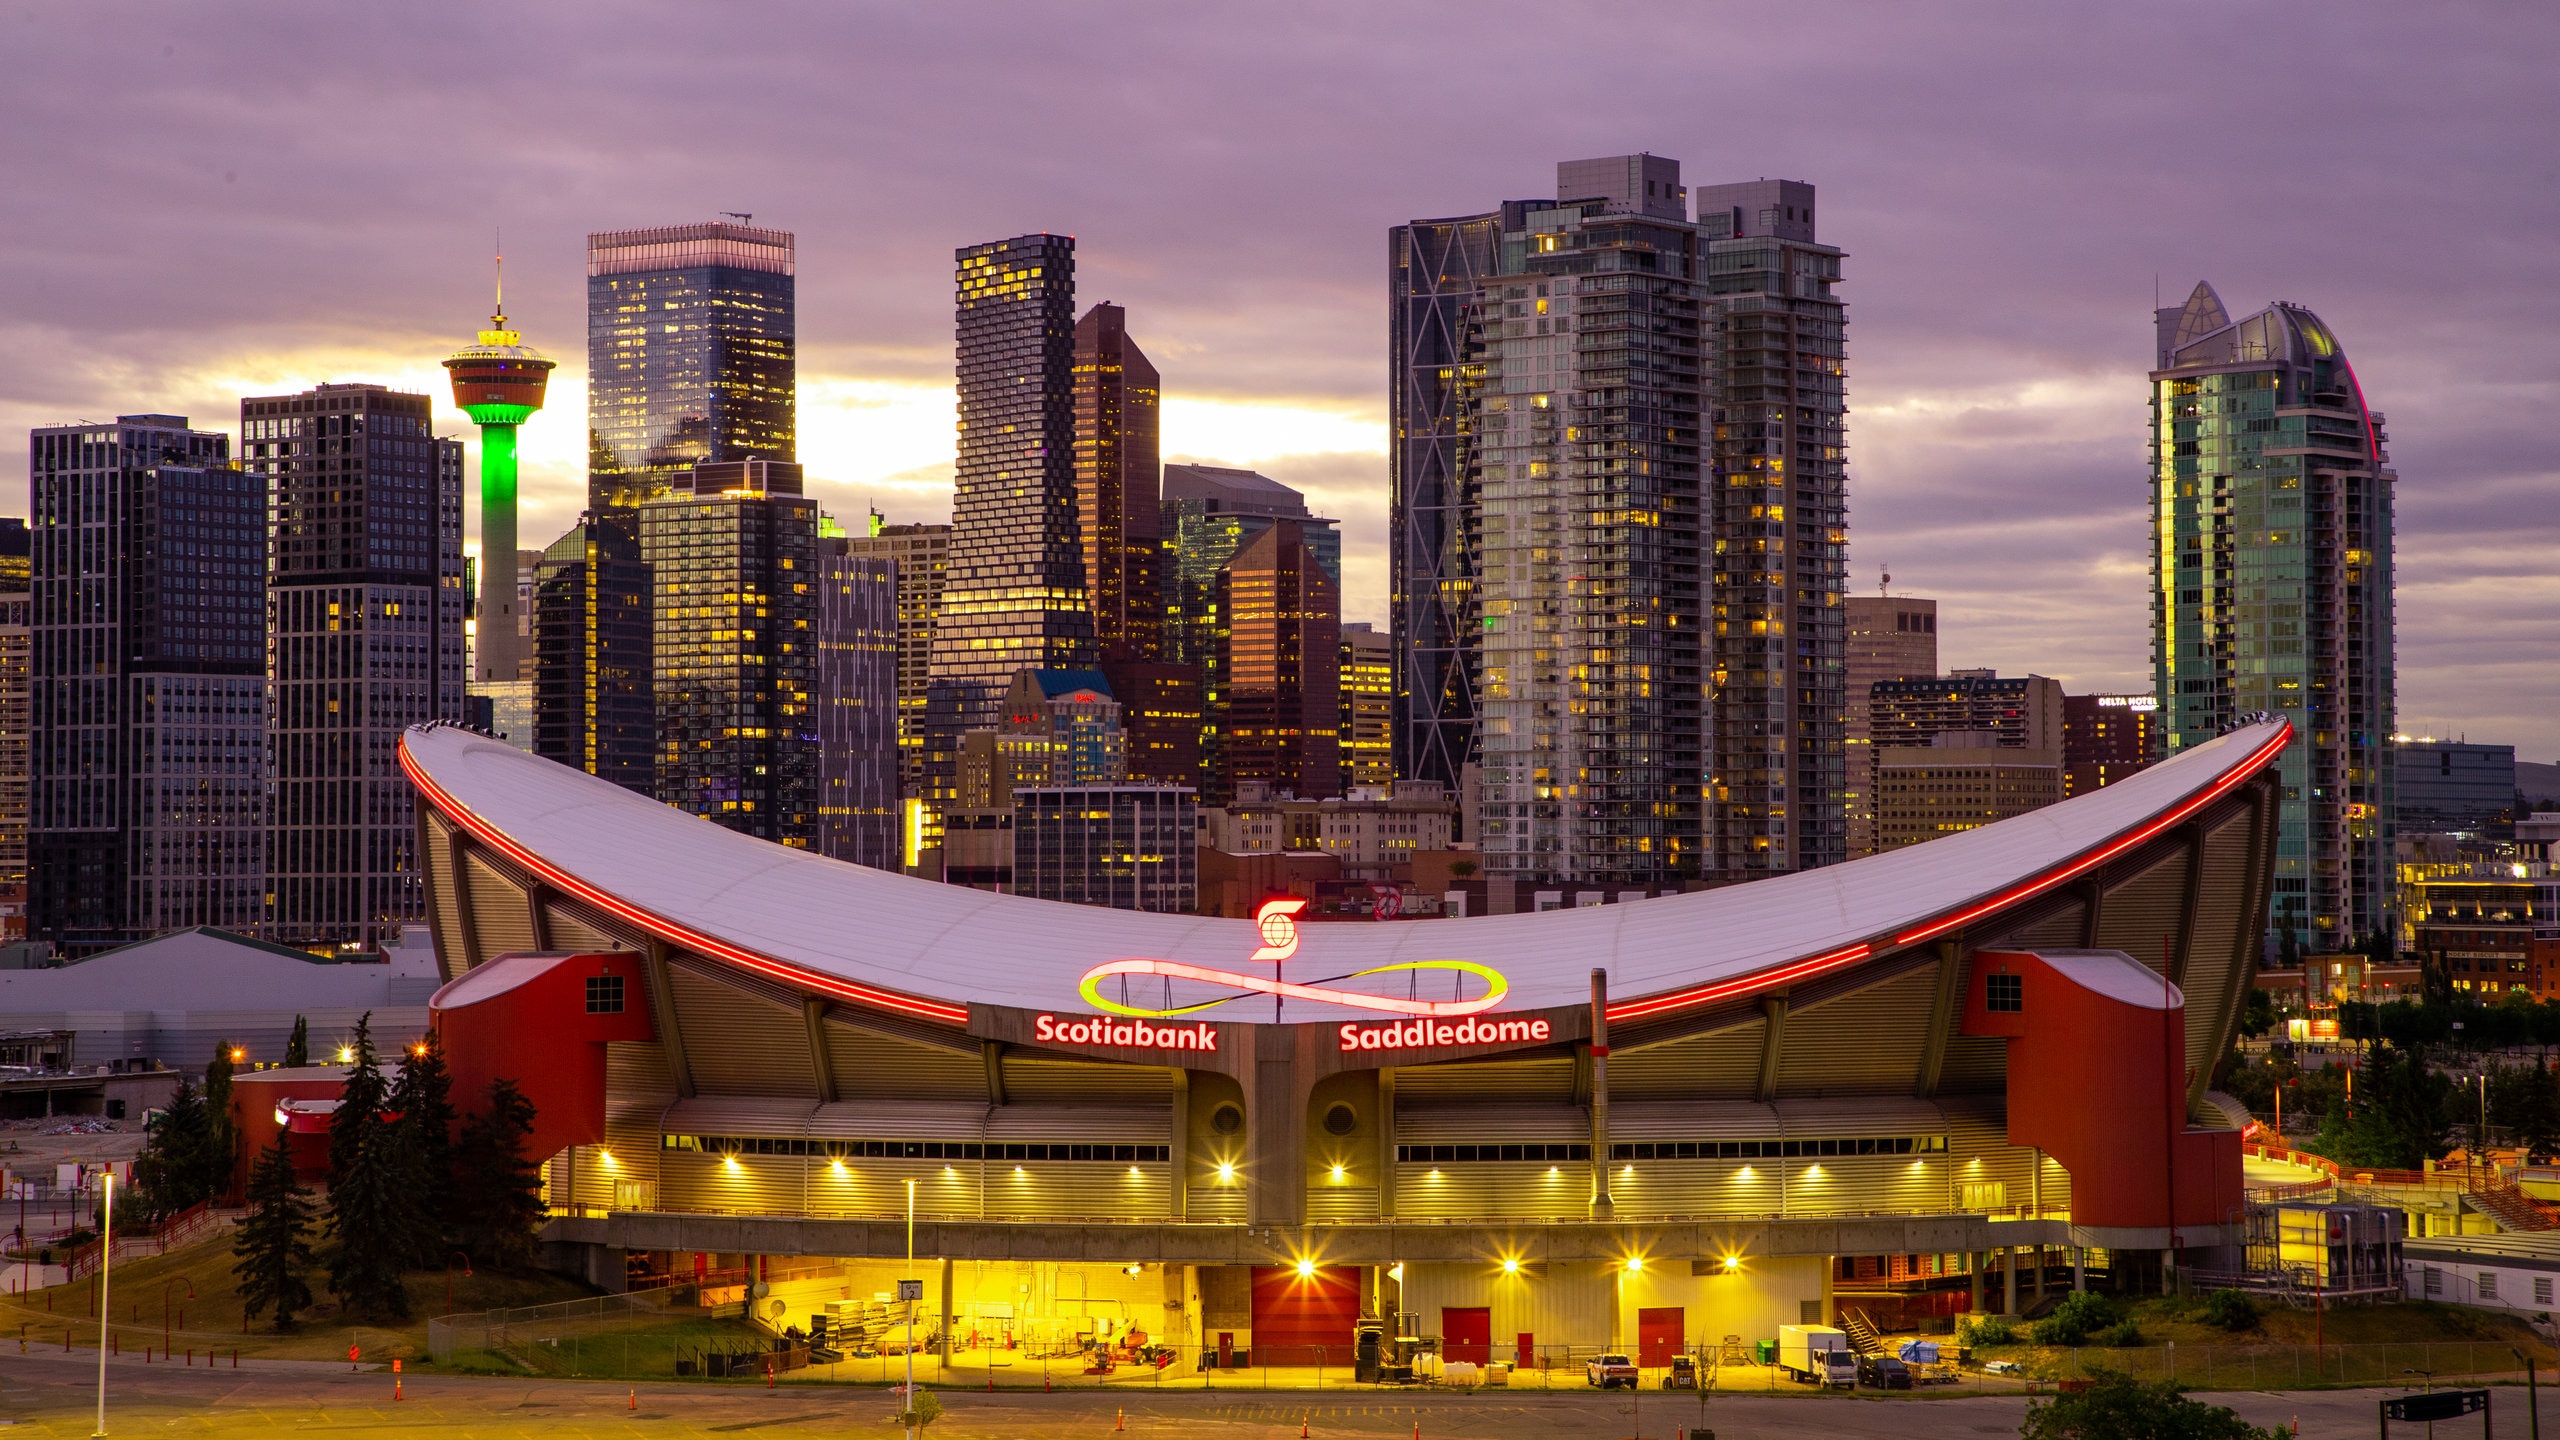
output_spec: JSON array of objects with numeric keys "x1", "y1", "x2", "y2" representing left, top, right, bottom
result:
[
  {"x1": 1296, "y1": 1259, "x2": 1317, "y2": 1279},
  {"x1": 1501, "y1": 1257, "x2": 1521, "y2": 1275}
]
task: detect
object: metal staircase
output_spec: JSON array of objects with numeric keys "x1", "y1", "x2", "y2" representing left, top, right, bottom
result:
[{"x1": 1839, "y1": 1307, "x2": 1886, "y2": 1356}]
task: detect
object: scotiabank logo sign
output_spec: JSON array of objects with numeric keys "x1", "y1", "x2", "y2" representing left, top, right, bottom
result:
[
  {"x1": 1338, "y1": 1017, "x2": 1552, "y2": 1052},
  {"x1": 1034, "y1": 1014, "x2": 1218, "y2": 1052},
  {"x1": 1078, "y1": 899, "x2": 1511, "y2": 1021}
]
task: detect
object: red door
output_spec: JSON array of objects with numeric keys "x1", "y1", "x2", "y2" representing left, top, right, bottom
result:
[
  {"x1": 1249, "y1": 1265, "x2": 1361, "y2": 1365},
  {"x1": 1441, "y1": 1307, "x2": 1491, "y2": 1364},
  {"x1": 1636, "y1": 1307, "x2": 1685, "y2": 1367}
]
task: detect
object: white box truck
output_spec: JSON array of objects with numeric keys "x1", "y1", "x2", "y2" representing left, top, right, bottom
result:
[{"x1": 1778, "y1": 1325, "x2": 1856, "y2": 1387}]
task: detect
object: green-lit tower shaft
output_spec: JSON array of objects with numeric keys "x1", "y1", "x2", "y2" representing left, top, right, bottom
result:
[{"x1": 445, "y1": 281, "x2": 554, "y2": 685}]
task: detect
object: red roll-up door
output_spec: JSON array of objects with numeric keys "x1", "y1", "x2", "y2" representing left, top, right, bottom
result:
[
  {"x1": 1636, "y1": 1307, "x2": 1685, "y2": 1367},
  {"x1": 1441, "y1": 1307, "x2": 1491, "y2": 1364},
  {"x1": 1249, "y1": 1265, "x2": 1361, "y2": 1365}
]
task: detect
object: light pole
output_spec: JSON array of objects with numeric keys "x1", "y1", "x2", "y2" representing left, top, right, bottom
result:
[
  {"x1": 2517, "y1": 1346, "x2": 2542, "y2": 1440},
  {"x1": 906, "y1": 1178, "x2": 917, "y2": 1440},
  {"x1": 91, "y1": 1171, "x2": 111, "y2": 1438},
  {"x1": 161, "y1": 1276, "x2": 194, "y2": 1352}
]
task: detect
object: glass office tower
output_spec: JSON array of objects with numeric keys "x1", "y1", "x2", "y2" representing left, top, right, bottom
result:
[
  {"x1": 923, "y1": 234, "x2": 1096, "y2": 809},
  {"x1": 2150, "y1": 283, "x2": 2396, "y2": 951},
  {"x1": 531, "y1": 514, "x2": 654, "y2": 794},
  {"x1": 587, "y1": 222, "x2": 796, "y2": 511},
  {"x1": 28, "y1": 417, "x2": 269, "y2": 952},
  {"x1": 1071, "y1": 301, "x2": 1164, "y2": 662},
  {"x1": 243, "y1": 384, "x2": 468, "y2": 948}
]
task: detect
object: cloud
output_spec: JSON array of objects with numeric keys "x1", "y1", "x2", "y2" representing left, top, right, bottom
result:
[{"x1": 4, "y1": 2, "x2": 2555, "y2": 754}]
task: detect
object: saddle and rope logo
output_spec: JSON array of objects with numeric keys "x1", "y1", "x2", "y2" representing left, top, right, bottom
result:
[{"x1": 1038, "y1": 899, "x2": 1547, "y2": 1053}]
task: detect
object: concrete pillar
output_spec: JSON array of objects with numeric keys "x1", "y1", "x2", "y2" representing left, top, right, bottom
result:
[
  {"x1": 1967, "y1": 1252, "x2": 1983, "y2": 1313},
  {"x1": 2033, "y1": 1244, "x2": 2046, "y2": 1301},
  {"x1": 2072, "y1": 1247, "x2": 2085, "y2": 1292},
  {"x1": 1589, "y1": 970, "x2": 1613, "y2": 1219},
  {"x1": 2001, "y1": 1246, "x2": 2017, "y2": 1315},
  {"x1": 2159, "y1": 1247, "x2": 2175, "y2": 1297},
  {"x1": 939, "y1": 1257, "x2": 954, "y2": 1362}
]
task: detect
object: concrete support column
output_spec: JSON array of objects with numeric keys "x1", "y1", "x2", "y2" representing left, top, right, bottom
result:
[
  {"x1": 939, "y1": 1257, "x2": 954, "y2": 1362},
  {"x1": 2072, "y1": 1247, "x2": 2086, "y2": 1293},
  {"x1": 2033, "y1": 1244, "x2": 2046, "y2": 1301},
  {"x1": 2001, "y1": 1246, "x2": 2017, "y2": 1315},
  {"x1": 1967, "y1": 1252, "x2": 1983, "y2": 1313},
  {"x1": 1589, "y1": 969, "x2": 1613, "y2": 1219},
  {"x1": 2159, "y1": 1247, "x2": 2175, "y2": 1297}
]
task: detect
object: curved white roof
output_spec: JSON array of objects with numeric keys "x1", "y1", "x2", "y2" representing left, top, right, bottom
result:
[{"x1": 400, "y1": 719, "x2": 2288, "y2": 1028}]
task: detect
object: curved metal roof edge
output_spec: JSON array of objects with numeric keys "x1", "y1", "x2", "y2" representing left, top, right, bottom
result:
[{"x1": 400, "y1": 719, "x2": 2289, "y2": 1031}]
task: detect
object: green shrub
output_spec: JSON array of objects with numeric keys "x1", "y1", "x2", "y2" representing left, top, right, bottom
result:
[
  {"x1": 2098, "y1": 1321, "x2": 2145, "y2": 1348},
  {"x1": 2027, "y1": 1292, "x2": 2123, "y2": 1348},
  {"x1": 2201, "y1": 1289, "x2": 2258, "y2": 1331},
  {"x1": 1966, "y1": 1314, "x2": 2017, "y2": 1346}
]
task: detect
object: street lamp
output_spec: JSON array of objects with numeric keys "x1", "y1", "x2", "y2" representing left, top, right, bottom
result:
[
  {"x1": 91, "y1": 1171, "x2": 112, "y2": 1438},
  {"x1": 2516, "y1": 1347, "x2": 2542, "y2": 1440},
  {"x1": 161, "y1": 1276, "x2": 194, "y2": 1352}
]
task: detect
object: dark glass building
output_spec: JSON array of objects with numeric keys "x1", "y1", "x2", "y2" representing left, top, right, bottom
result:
[
  {"x1": 844, "y1": 520, "x2": 949, "y2": 821},
  {"x1": 532, "y1": 513, "x2": 654, "y2": 794},
  {"x1": 815, "y1": 539, "x2": 901, "y2": 868},
  {"x1": 1072, "y1": 302, "x2": 1163, "y2": 662},
  {"x1": 1695, "y1": 178, "x2": 1850, "y2": 878},
  {"x1": 587, "y1": 222, "x2": 796, "y2": 512},
  {"x1": 28, "y1": 416, "x2": 269, "y2": 951},
  {"x1": 1208, "y1": 520, "x2": 1340, "y2": 803},
  {"x1": 924, "y1": 234, "x2": 1095, "y2": 810},
  {"x1": 2150, "y1": 283, "x2": 2397, "y2": 950},
  {"x1": 1161, "y1": 463, "x2": 1339, "y2": 670},
  {"x1": 244, "y1": 384, "x2": 468, "y2": 948},
  {"x1": 642, "y1": 460, "x2": 819, "y2": 845}
]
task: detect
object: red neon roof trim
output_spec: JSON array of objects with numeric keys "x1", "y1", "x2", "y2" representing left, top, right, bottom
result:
[
  {"x1": 1603, "y1": 721, "x2": 2289, "y2": 1025},
  {"x1": 399, "y1": 736, "x2": 970, "y2": 1026}
]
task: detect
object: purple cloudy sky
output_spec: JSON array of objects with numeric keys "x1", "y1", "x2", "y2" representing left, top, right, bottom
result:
[{"x1": 5, "y1": 3, "x2": 2554, "y2": 757}]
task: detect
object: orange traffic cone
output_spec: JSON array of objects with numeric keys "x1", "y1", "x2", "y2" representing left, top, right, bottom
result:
[
  {"x1": 394, "y1": 1376, "x2": 403, "y2": 1401},
  {"x1": 1116, "y1": 1408, "x2": 1126, "y2": 1432},
  {"x1": 1301, "y1": 1411, "x2": 1310, "y2": 1438},
  {"x1": 629, "y1": 1388, "x2": 637, "y2": 1412}
]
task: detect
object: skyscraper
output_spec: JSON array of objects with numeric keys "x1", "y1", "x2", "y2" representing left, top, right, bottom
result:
[
  {"x1": 1072, "y1": 302, "x2": 1163, "y2": 662},
  {"x1": 0, "y1": 520, "x2": 28, "y2": 902},
  {"x1": 642, "y1": 460, "x2": 819, "y2": 845},
  {"x1": 1208, "y1": 519, "x2": 1340, "y2": 802},
  {"x1": 814, "y1": 538, "x2": 900, "y2": 868},
  {"x1": 2151, "y1": 283, "x2": 2396, "y2": 950},
  {"x1": 2062, "y1": 694, "x2": 2161, "y2": 798},
  {"x1": 1162, "y1": 463, "x2": 1340, "y2": 668},
  {"x1": 1695, "y1": 178, "x2": 1851, "y2": 877},
  {"x1": 247, "y1": 385, "x2": 466, "y2": 948},
  {"x1": 845, "y1": 518, "x2": 950, "y2": 807},
  {"x1": 1843, "y1": 595, "x2": 1937, "y2": 858},
  {"x1": 586, "y1": 222, "x2": 795, "y2": 511},
  {"x1": 1391, "y1": 155, "x2": 1708, "y2": 885},
  {"x1": 29, "y1": 417, "x2": 270, "y2": 951},
  {"x1": 924, "y1": 234, "x2": 1094, "y2": 806},
  {"x1": 531, "y1": 514, "x2": 654, "y2": 793}
]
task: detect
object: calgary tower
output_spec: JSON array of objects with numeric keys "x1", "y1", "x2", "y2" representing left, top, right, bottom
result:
[{"x1": 443, "y1": 256, "x2": 555, "y2": 685}]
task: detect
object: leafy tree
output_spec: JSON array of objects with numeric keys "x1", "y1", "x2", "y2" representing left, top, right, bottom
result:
[
  {"x1": 388, "y1": 1028, "x2": 458, "y2": 1261},
  {"x1": 2238, "y1": 987, "x2": 2277, "y2": 1040},
  {"x1": 284, "y1": 1015, "x2": 310, "y2": 1069},
  {"x1": 131, "y1": 1078, "x2": 216, "y2": 1220},
  {"x1": 231, "y1": 1131, "x2": 317, "y2": 1331},
  {"x1": 202, "y1": 1039, "x2": 242, "y2": 1202},
  {"x1": 326, "y1": 1013, "x2": 420, "y2": 1320},
  {"x1": 2311, "y1": 1043, "x2": 2453, "y2": 1168},
  {"x1": 2490, "y1": 1057, "x2": 2560, "y2": 1158},
  {"x1": 453, "y1": 1077, "x2": 543, "y2": 1269},
  {"x1": 2020, "y1": 1373, "x2": 2289, "y2": 1440}
]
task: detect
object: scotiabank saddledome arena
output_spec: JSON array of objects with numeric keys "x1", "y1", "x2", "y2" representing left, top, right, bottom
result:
[{"x1": 402, "y1": 719, "x2": 2288, "y2": 1365}]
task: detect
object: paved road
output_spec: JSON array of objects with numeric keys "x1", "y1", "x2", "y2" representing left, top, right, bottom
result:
[{"x1": 0, "y1": 1350, "x2": 2544, "y2": 1436}]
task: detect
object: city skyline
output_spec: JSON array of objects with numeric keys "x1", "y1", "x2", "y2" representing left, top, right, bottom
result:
[{"x1": 0, "y1": 7, "x2": 2552, "y2": 755}]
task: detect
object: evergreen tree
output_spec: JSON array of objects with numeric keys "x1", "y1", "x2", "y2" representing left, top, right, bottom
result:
[
  {"x1": 453, "y1": 1078, "x2": 542, "y2": 1269},
  {"x1": 284, "y1": 1015, "x2": 310, "y2": 1068},
  {"x1": 232, "y1": 1131, "x2": 317, "y2": 1331},
  {"x1": 325, "y1": 1013, "x2": 418, "y2": 1320},
  {"x1": 202, "y1": 1039, "x2": 242, "y2": 1203},
  {"x1": 388, "y1": 1028, "x2": 458, "y2": 1261},
  {"x1": 132, "y1": 1078, "x2": 214, "y2": 1220}
]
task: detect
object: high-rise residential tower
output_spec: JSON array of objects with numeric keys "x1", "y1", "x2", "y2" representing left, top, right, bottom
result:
[
  {"x1": 642, "y1": 460, "x2": 819, "y2": 846},
  {"x1": 28, "y1": 418, "x2": 270, "y2": 951},
  {"x1": 924, "y1": 234, "x2": 1095, "y2": 808},
  {"x1": 1390, "y1": 155, "x2": 1708, "y2": 885},
  {"x1": 1338, "y1": 622, "x2": 1394, "y2": 792},
  {"x1": 1695, "y1": 178, "x2": 1851, "y2": 877},
  {"x1": 531, "y1": 513, "x2": 654, "y2": 793},
  {"x1": 1207, "y1": 519, "x2": 1340, "y2": 802},
  {"x1": 586, "y1": 222, "x2": 795, "y2": 512},
  {"x1": 445, "y1": 270, "x2": 555, "y2": 689},
  {"x1": 1071, "y1": 302, "x2": 1163, "y2": 662},
  {"x1": 2150, "y1": 283, "x2": 2396, "y2": 950},
  {"x1": 0, "y1": 520, "x2": 28, "y2": 901},
  {"x1": 247, "y1": 385, "x2": 467, "y2": 948}
]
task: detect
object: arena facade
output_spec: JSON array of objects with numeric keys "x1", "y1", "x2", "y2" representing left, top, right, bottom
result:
[{"x1": 402, "y1": 717, "x2": 2287, "y2": 1363}]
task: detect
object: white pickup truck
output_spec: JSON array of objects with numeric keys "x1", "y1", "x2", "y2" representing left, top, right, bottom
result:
[{"x1": 1586, "y1": 1352, "x2": 1638, "y2": 1389}]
